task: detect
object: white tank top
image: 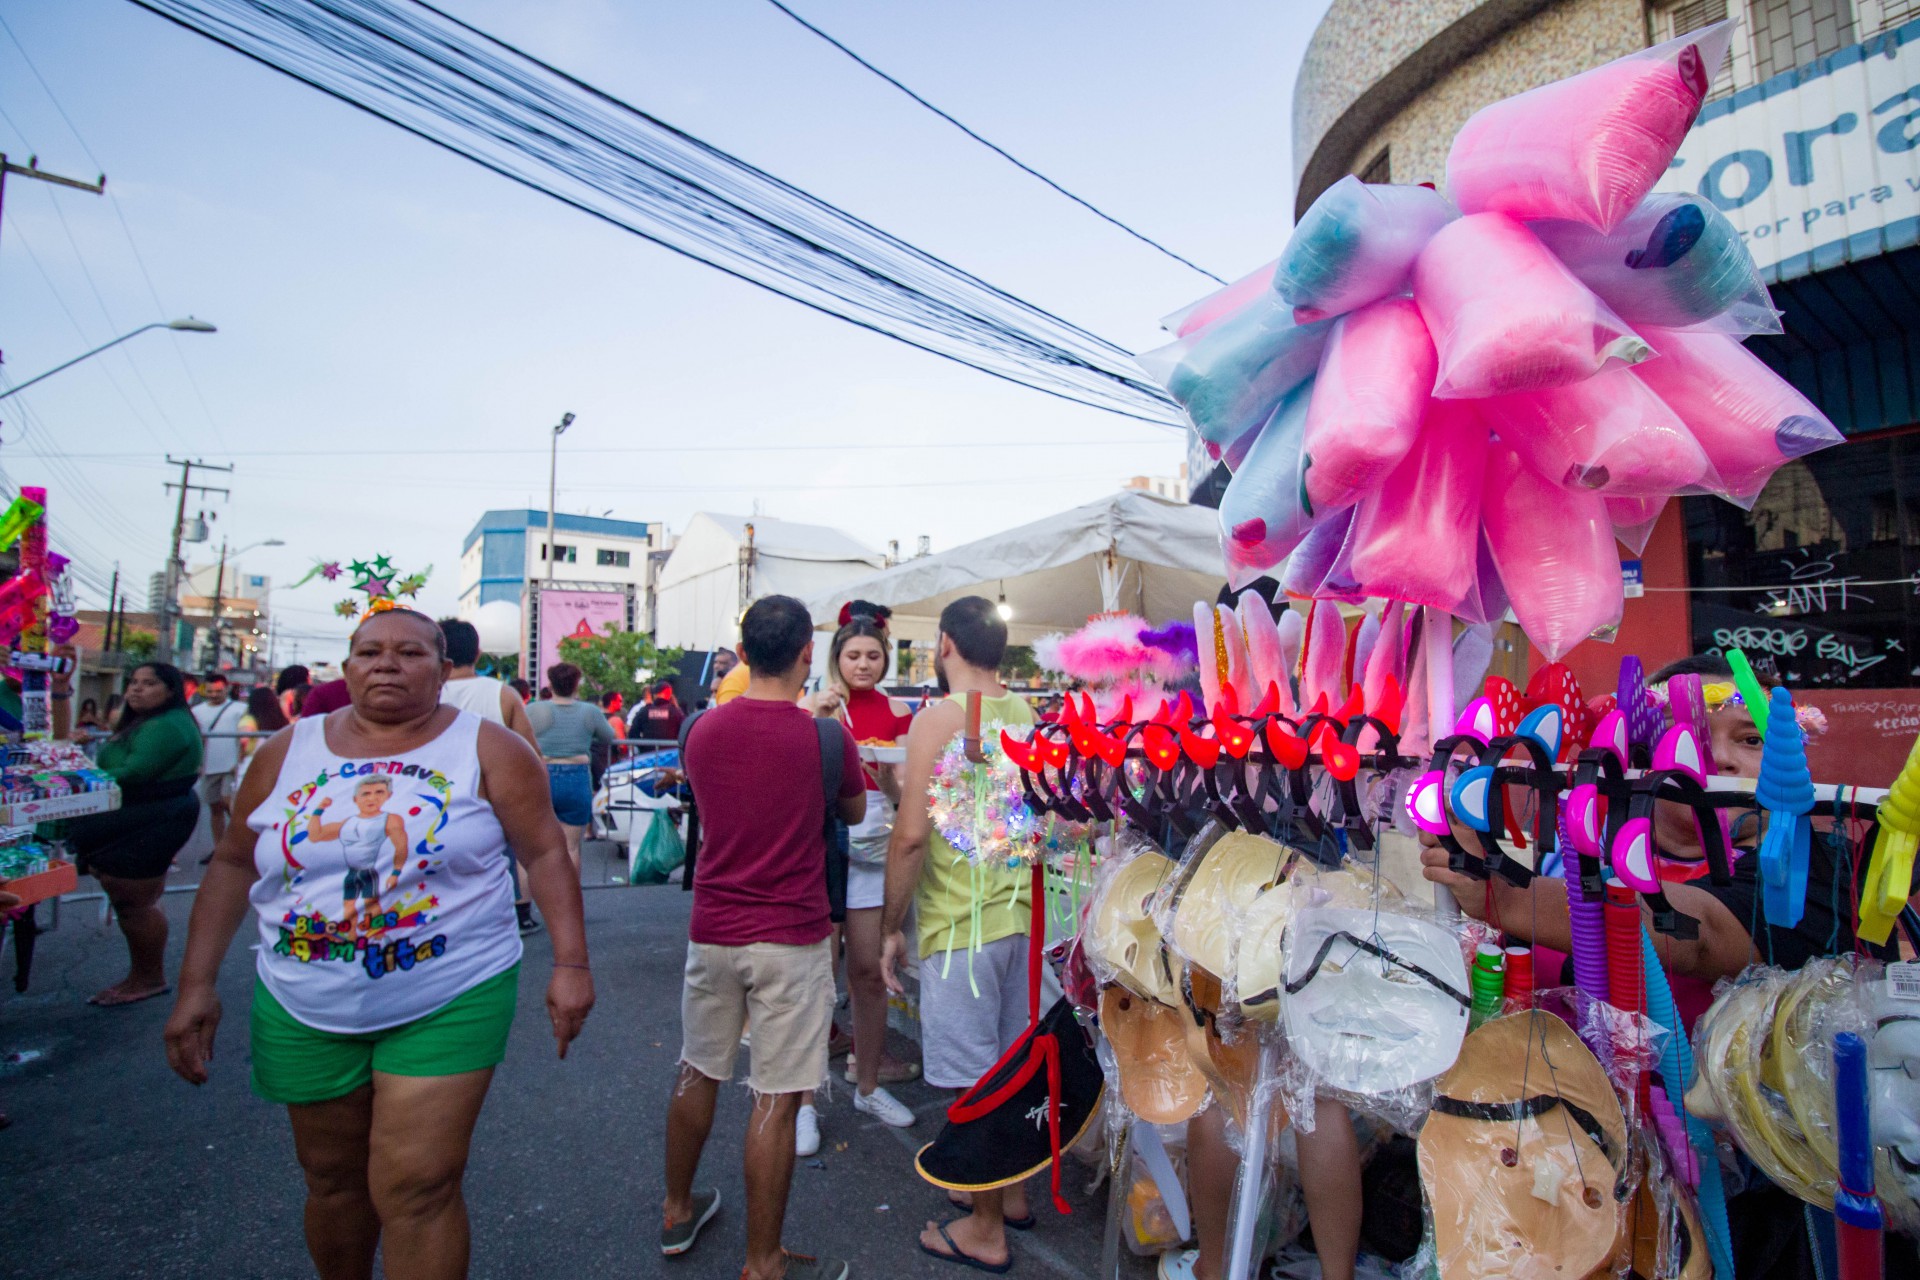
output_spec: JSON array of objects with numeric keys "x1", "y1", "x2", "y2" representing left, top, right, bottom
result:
[
  {"x1": 440, "y1": 675, "x2": 508, "y2": 724},
  {"x1": 247, "y1": 710, "x2": 521, "y2": 1033}
]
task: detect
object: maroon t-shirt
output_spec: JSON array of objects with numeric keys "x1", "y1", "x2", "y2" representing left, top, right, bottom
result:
[{"x1": 685, "y1": 697, "x2": 863, "y2": 947}]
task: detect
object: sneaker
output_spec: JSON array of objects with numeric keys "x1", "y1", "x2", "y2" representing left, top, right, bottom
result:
[
  {"x1": 843, "y1": 1054, "x2": 922, "y2": 1085},
  {"x1": 1157, "y1": 1248, "x2": 1199, "y2": 1280},
  {"x1": 851, "y1": 1085, "x2": 915, "y2": 1128},
  {"x1": 795, "y1": 1104, "x2": 821, "y2": 1157},
  {"x1": 660, "y1": 1187, "x2": 720, "y2": 1256},
  {"x1": 517, "y1": 913, "x2": 542, "y2": 936},
  {"x1": 777, "y1": 1250, "x2": 849, "y2": 1280}
]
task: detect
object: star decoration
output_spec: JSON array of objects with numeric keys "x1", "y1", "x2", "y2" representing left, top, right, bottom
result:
[
  {"x1": 320, "y1": 561, "x2": 342, "y2": 581},
  {"x1": 362, "y1": 575, "x2": 393, "y2": 599},
  {"x1": 333, "y1": 599, "x2": 359, "y2": 618},
  {"x1": 370, "y1": 555, "x2": 393, "y2": 575}
]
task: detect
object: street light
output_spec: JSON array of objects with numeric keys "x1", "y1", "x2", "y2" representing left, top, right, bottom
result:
[
  {"x1": 545, "y1": 411, "x2": 575, "y2": 586},
  {"x1": 0, "y1": 318, "x2": 217, "y2": 401},
  {"x1": 208, "y1": 536, "x2": 283, "y2": 670}
]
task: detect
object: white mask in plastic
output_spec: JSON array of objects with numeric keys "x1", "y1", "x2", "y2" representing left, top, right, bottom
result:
[
  {"x1": 1868, "y1": 981, "x2": 1920, "y2": 1206},
  {"x1": 1282, "y1": 907, "x2": 1471, "y2": 1095}
]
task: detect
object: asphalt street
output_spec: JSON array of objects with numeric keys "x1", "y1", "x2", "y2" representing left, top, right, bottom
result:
[{"x1": 0, "y1": 820, "x2": 1132, "y2": 1279}]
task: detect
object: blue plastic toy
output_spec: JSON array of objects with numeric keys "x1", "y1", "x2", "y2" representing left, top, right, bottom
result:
[{"x1": 1755, "y1": 685, "x2": 1814, "y2": 928}]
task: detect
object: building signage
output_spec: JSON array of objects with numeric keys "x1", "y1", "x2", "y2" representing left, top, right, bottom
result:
[
  {"x1": 529, "y1": 586, "x2": 629, "y2": 687},
  {"x1": 1659, "y1": 19, "x2": 1920, "y2": 282}
]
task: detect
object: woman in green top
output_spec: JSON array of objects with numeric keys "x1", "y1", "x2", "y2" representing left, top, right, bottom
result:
[{"x1": 68, "y1": 662, "x2": 204, "y2": 1007}]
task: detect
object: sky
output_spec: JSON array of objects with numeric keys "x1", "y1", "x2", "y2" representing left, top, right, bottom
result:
[{"x1": 1, "y1": 0, "x2": 1330, "y2": 664}]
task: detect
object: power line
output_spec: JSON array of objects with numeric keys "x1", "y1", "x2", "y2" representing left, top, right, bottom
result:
[
  {"x1": 0, "y1": 11, "x2": 233, "y2": 453},
  {"x1": 759, "y1": 0, "x2": 1224, "y2": 286},
  {"x1": 125, "y1": 0, "x2": 1182, "y2": 427}
]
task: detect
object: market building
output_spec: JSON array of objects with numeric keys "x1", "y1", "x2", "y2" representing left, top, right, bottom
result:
[{"x1": 1198, "y1": 0, "x2": 1920, "y2": 780}]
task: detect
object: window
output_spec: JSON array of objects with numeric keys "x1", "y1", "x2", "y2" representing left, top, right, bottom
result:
[
  {"x1": 1750, "y1": 0, "x2": 1855, "y2": 82},
  {"x1": 1656, "y1": 1, "x2": 1736, "y2": 98},
  {"x1": 540, "y1": 543, "x2": 576, "y2": 563},
  {"x1": 596, "y1": 548, "x2": 631, "y2": 567},
  {"x1": 1357, "y1": 148, "x2": 1390, "y2": 185}
]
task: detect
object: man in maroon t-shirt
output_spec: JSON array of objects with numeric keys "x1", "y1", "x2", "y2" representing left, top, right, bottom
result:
[{"x1": 660, "y1": 595, "x2": 863, "y2": 1280}]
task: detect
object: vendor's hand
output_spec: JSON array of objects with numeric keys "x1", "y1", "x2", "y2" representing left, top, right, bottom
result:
[
  {"x1": 164, "y1": 985, "x2": 223, "y2": 1085},
  {"x1": 0, "y1": 889, "x2": 21, "y2": 910},
  {"x1": 880, "y1": 929, "x2": 909, "y2": 996},
  {"x1": 1419, "y1": 842, "x2": 1492, "y2": 923},
  {"x1": 50, "y1": 643, "x2": 76, "y2": 698},
  {"x1": 546, "y1": 965, "x2": 594, "y2": 1059}
]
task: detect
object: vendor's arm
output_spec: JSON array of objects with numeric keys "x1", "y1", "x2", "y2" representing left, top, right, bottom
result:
[
  {"x1": 479, "y1": 719, "x2": 593, "y2": 1058},
  {"x1": 880, "y1": 700, "x2": 960, "y2": 992},
  {"x1": 164, "y1": 728, "x2": 290, "y2": 1084},
  {"x1": 1421, "y1": 830, "x2": 1756, "y2": 983}
]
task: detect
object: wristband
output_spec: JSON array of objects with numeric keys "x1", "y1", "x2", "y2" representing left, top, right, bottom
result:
[{"x1": 554, "y1": 961, "x2": 591, "y2": 970}]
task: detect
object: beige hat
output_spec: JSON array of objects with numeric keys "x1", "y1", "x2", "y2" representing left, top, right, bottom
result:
[
  {"x1": 1168, "y1": 831, "x2": 1297, "y2": 1006},
  {"x1": 1418, "y1": 1012, "x2": 1627, "y2": 1280},
  {"x1": 1100, "y1": 985, "x2": 1207, "y2": 1125},
  {"x1": 1086, "y1": 849, "x2": 1180, "y2": 1005}
]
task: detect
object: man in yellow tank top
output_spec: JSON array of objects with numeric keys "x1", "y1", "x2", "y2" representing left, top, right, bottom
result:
[{"x1": 882, "y1": 597, "x2": 1042, "y2": 1272}]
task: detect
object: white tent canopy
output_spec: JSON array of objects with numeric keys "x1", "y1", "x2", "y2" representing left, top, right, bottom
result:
[
  {"x1": 807, "y1": 490, "x2": 1227, "y2": 644},
  {"x1": 656, "y1": 512, "x2": 884, "y2": 651}
]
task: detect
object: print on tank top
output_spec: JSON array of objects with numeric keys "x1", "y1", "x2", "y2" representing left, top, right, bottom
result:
[{"x1": 266, "y1": 755, "x2": 459, "y2": 978}]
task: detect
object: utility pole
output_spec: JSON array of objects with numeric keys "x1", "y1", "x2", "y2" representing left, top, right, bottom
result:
[
  {"x1": 160, "y1": 457, "x2": 231, "y2": 665},
  {"x1": 208, "y1": 537, "x2": 229, "y2": 671},
  {"x1": 105, "y1": 563, "x2": 120, "y2": 654},
  {"x1": 0, "y1": 154, "x2": 104, "y2": 260},
  {"x1": 545, "y1": 411, "x2": 575, "y2": 586}
]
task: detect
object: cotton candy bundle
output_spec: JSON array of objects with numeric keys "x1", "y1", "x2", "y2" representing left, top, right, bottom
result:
[
  {"x1": 1630, "y1": 327, "x2": 1843, "y2": 505},
  {"x1": 1445, "y1": 23, "x2": 1731, "y2": 231},
  {"x1": 1301, "y1": 298, "x2": 1435, "y2": 513},
  {"x1": 1273, "y1": 176, "x2": 1458, "y2": 322},
  {"x1": 1481, "y1": 440, "x2": 1624, "y2": 661},
  {"x1": 1415, "y1": 213, "x2": 1650, "y2": 398},
  {"x1": 1033, "y1": 614, "x2": 1195, "y2": 687},
  {"x1": 1476, "y1": 365, "x2": 1709, "y2": 497},
  {"x1": 1135, "y1": 23, "x2": 1846, "y2": 667},
  {"x1": 1531, "y1": 194, "x2": 1779, "y2": 335}
]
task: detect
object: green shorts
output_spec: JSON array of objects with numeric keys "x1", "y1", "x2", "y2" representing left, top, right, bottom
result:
[{"x1": 250, "y1": 966, "x2": 519, "y2": 1105}]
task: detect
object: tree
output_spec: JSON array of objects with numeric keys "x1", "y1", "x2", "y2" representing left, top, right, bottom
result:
[
  {"x1": 557, "y1": 624, "x2": 683, "y2": 703},
  {"x1": 122, "y1": 629, "x2": 158, "y2": 661},
  {"x1": 479, "y1": 651, "x2": 519, "y2": 681}
]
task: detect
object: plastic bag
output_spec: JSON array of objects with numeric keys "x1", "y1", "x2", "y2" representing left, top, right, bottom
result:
[
  {"x1": 1631, "y1": 327, "x2": 1844, "y2": 506},
  {"x1": 1445, "y1": 23, "x2": 1732, "y2": 231},
  {"x1": 1161, "y1": 259, "x2": 1277, "y2": 337},
  {"x1": 1140, "y1": 288, "x2": 1331, "y2": 453},
  {"x1": 1415, "y1": 213, "x2": 1651, "y2": 398},
  {"x1": 1218, "y1": 384, "x2": 1320, "y2": 582},
  {"x1": 1606, "y1": 495, "x2": 1666, "y2": 557},
  {"x1": 1345, "y1": 398, "x2": 1488, "y2": 612},
  {"x1": 1476, "y1": 364, "x2": 1709, "y2": 498},
  {"x1": 1123, "y1": 1124, "x2": 1191, "y2": 1255},
  {"x1": 1273, "y1": 176, "x2": 1458, "y2": 322},
  {"x1": 1531, "y1": 192, "x2": 1779, "y2": 334},
  {"x1": 1279, "y1": 507, "x2": 1358, "y2": 602},
  {"x1": 1301, "y1": 298, "x2": 1436, "y2": 514},
  {"x1": 629, "y1": 808, "x2": 686, "y2": 885},
  {"x1": 1481, "y1": 440, "x2": 1623, "y2": 661}
]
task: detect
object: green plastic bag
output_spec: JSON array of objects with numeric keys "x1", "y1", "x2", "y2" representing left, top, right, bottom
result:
[{"x1": 629, "y1": 808, "x2": 686, "y2": 885}]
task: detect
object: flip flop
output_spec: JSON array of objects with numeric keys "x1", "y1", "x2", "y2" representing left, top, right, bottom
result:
[
  {"x1": 919, "y1": 1221, "x2": 1013, "y2": 1273},
  {"x1": 88, "y1": 985, "x2": 170, "y2": 1008},
  {"x1": 947, "y1": 1196, "x2": 1034, "y2": 1230}
]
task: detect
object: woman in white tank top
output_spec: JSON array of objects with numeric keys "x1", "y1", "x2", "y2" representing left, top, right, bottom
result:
[{"x1": 161, "y1": 608, "x2": 594, "y2": 1278}]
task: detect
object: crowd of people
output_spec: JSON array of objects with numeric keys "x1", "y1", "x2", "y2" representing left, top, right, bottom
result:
[{"x1": 20, "y1": 587, "x2": 1915, "y2": 1280}]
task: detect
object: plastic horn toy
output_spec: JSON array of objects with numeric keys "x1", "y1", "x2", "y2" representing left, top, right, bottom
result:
[
  {"x1": 1755, "y1": 685, "x2": 1815, "y2": 929},
  {"x1": 1833, "y1": 1031, "x2": 1884, "y2": 1280},
  {"x1": 1860, "y1": 732, "x2": 1920, "y2": 945},
  {"x1": 1727, "y1": 647, "x2": 1771, "y2": 736}
]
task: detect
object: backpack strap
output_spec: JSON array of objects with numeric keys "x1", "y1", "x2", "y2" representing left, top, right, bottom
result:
[
  {"x1": 815, "y1": 716, "x2": 843, "y2": 826},
  {"x1": 677, "y1": 709, "x2": 707, "y2": 772}
]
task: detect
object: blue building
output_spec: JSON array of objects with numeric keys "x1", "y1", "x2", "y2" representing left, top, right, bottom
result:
[{"x1": 458, "y1": 509, "x2": 659, "y2": 615}]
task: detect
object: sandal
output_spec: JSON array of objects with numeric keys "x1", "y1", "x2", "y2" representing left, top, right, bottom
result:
[{"x1": 918, "y1": 1220, "x2": 1012, "y2": 1273}]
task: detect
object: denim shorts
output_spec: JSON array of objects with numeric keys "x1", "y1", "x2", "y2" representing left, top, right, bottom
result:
[{"x1": 547, "y1": 762, "x2": 593, "y2": 826}]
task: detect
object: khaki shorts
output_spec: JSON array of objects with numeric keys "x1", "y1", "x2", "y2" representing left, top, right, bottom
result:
[
  {"x1": 200, "y1": 772, "x2": 235, "y2": 807},
  {"x1": 680, "y1": 938, "x2": 833, "y2": 1096}
]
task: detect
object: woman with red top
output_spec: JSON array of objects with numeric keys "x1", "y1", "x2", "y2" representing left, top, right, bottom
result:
[{"x1": 809, "y1": 614, "x2": 919, "y2": 1139}]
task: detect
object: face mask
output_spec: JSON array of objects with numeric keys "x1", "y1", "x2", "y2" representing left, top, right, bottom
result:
[
  {"x1": 1868, "y1": 981, "x2": 1920, "y2": 1212},
  {"x1": 1282, "y1": 906, "x2": 1470, "y2": 1095}
]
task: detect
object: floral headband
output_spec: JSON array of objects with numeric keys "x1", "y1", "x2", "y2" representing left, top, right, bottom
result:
[{"x1": 1646, "y1": 680, "x2": 1828, "y2": 736}]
